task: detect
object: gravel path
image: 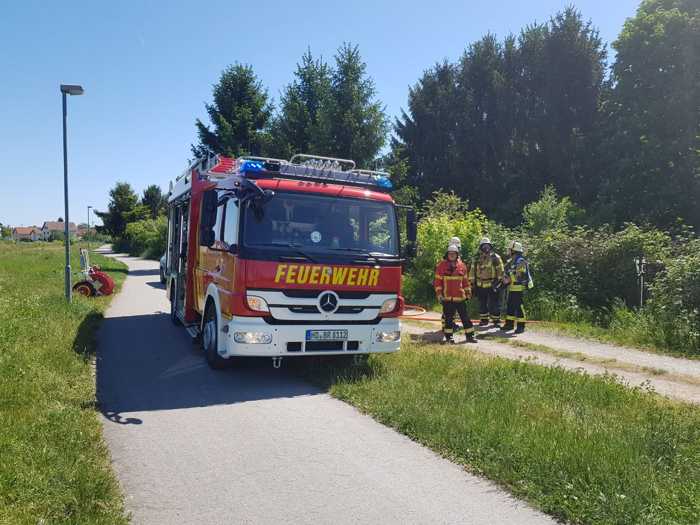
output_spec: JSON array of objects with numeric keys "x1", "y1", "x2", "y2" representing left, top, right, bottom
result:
[
  {"x1": 402, "y1": 313, "x2": 700, "y2": 404},
  {"x1": 96, "y1": 248, "x2": 553, "y2": 525}
]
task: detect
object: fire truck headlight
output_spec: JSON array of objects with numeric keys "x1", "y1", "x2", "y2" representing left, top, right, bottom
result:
[
  {"x1": 233, "y1": 331, "x2": 273, "y2": 344},
  {"x1": 375, "y1": 330, "x2": 401, "y2": 343},
  {"x1": 379, "y1": 298, "x2": 398, "y2": 314},
  {"x1": 246, "y1": 295, "x2": 270, "y2": 313}
]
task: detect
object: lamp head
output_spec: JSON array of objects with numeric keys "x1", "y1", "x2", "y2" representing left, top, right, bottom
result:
[{"x1": 60, "y1": 84, "x2": 84, "y2": 96}]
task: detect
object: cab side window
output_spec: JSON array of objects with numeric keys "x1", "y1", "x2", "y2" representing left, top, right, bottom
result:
[
  {"x1": 222, "y1": 199, "x2": 239, "y2": 249},
  {"x1": 213, "y1": 203, "x2": 224, "y2": 245}
]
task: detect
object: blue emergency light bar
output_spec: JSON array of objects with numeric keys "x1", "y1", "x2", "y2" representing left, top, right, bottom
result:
[{"x1": 237, "y1": 155, "x2": 393, "y2": 191}]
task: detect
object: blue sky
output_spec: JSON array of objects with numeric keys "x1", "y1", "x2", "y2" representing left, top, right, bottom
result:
[{"x1": 0, "y1": 0, "x2": 639, "y2": 227}]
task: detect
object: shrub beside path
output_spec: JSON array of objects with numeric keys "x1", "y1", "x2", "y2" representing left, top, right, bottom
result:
[{"x1": 402, "y1": 314, "x2": 700, "y2": 405}]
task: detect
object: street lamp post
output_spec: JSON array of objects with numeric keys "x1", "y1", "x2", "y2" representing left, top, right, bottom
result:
[
  {"x1": 87, "y1": 205, "x2": 92, "y2": 254},
  {"x1": 60, "y1": 83, "x2": 84, "y2": 303}
]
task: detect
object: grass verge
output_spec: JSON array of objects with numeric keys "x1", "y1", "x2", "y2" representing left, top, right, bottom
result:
[
  {"x1": 303, "y1": 342, "x2": 700, "y2": 524},
  {"x1": 0, "y1": 242, "x2": 128, "y2": 524}
]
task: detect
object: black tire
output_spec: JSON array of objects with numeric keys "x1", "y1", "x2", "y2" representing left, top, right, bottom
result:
[
  {"x1": 202, "y1": 301, "x2": 228, "y2": 369},
  {"x1": 73, "y1": 281, "x2": 96, "y2": 297},
  {"x1": 170, "y1": 281, "x2": 182, "y2": 326},
  {"x1": 159, "y1": 266, "x2": 166, "y2": 284}
]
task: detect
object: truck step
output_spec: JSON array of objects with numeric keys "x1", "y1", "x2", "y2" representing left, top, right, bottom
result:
[{"x1": 185, "y1": 325, "x2": 200, "y2": 339}]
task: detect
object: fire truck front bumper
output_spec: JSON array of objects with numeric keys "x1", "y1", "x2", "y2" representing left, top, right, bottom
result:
[{"x1": 221, "y1": 317, "x2": 401, "y2": 357}]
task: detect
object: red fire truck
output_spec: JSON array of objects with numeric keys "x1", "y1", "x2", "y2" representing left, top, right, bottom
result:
[{"x1": 166, "y1": 154, "x2": 416, "y2": 369}]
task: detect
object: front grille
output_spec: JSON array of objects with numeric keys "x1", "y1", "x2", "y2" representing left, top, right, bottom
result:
[
  {"x1": 263, "y1": 317, "x2": 381, "y2": 326},
  {"x1": 281, "y1": 289, "x2": 371, "y2": 300},
  {"x1": 337, "y1": 306, "x2": 364, "y2": 314},
  {"x1": 288, "y1": 305, "x2": 319, "y2": 314}
]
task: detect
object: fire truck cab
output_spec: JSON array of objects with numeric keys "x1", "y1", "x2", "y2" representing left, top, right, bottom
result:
[{"x1": 166, "y1": 154, "x2": 415, "y2": 369}]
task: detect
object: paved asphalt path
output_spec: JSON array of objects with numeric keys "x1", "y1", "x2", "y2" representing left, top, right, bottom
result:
[{"x1": 97, "y1": 249, "x2": 553, "y2": 525}]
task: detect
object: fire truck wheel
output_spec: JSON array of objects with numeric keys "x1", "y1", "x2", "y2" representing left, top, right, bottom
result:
[
  {"x1": 170, "y1": 282, "x2": 181, "y2": 326},
  {"x1": 73, "y1": 281, "x2": 96, "y2": 297},
  {"x1": 203, "y1": 302, "x2": 228, "y2": 370}
]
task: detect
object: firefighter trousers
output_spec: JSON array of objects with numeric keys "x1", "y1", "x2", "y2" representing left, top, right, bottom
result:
[
  {"x1": 442, "y1": 300, "x2": 474, "y2": 338},
  {"x1": 475, "y1": 286, "x2": 500, "y2": 322},
  {"x1": 506, "y1": 291, "x2": 526, "y2": 326}
]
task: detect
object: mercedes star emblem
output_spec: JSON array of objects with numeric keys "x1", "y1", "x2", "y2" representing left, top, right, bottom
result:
[{"x1": 318, "y1": 291, "x2": 339, "y2": 314}]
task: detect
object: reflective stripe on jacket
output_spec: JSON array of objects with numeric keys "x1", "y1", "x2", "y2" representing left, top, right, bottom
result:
[
  {"x1": 505, "y1": 254, "x2": 529, "y2": 292},
  {"x1": 434, "y1": 259, "x2": 471, "y2": 302},
  {"x1": 470, "y1": 252, "x2": 504, "y2": 288}
]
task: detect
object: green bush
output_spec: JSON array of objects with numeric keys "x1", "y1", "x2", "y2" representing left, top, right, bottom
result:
[
  {"x1": 524, "y1": 224, "x2": 670, "y2": 310},
  {"x1": 644, "y1": 242, "x2": 700, "y2": 355},
  {"x1": 402, "y1": 186, "x2": 700, "y2": 356},
  {"x1": 119, "y1": 216, "x2": 167, "y2": 259},
  {"x1": 522, "y1": 185, "x2": 583, "y2": 234},
  {"x1": 406, "y1": 210, "x2": 484, "y2": 305}
]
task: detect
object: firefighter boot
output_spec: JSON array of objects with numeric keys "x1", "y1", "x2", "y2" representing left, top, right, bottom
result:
[
  {"x1": 514, "y1": 322, "x2": 526, "y2": 334},
  {"x1": 500, "y1": 320, "x2": 515, "y2": 332},
  {"x1": 464, "y1": 333, "x2": 478, "y2": 344},
  {"x1": 478, "y1": 318, "x2": 489, "y2": 327}
]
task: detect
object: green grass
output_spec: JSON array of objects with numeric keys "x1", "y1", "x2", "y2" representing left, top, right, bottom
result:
[
  {"x1": 303, "y1": 342, "x2": 700, "y2": 524},
  {"x1": 0, "y1": 241, "x2": 128, "y2": 524}
]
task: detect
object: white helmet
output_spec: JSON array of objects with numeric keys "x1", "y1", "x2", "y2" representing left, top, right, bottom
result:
[
  {"x1": 447, "y1": 243, "x2": 460, "y2": 254},
  {"x1": 450, "y1": 236, "x2": 461, "y2": 248},
  {"x1": 508, "y1": 240, "x2": 524, "y2": 253},
  {"x1": 479, "y1": 237, "x2": 492, "y2": 247}
]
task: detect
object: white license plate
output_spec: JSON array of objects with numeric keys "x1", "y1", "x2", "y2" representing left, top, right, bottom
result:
[{"x1": 306, "y1": 329, "x2": 348, "y2": 342}]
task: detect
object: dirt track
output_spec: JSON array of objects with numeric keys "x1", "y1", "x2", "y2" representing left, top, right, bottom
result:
[{"x1": 402, "y1": 313, "x2": 700, "y2": 404}]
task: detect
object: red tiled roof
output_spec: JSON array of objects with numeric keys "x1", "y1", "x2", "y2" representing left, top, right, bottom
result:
[
  {"x1": 42, "y1": 221, "x2": 77, "y2": 232},
  {"x1": 13, "y1": 227, "x2": 39, "y2": 235}
]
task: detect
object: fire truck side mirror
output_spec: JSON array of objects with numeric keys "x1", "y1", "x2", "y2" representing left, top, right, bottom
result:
[{"x1": 200, "y1": 190, "x2": 218, "y2": 247}]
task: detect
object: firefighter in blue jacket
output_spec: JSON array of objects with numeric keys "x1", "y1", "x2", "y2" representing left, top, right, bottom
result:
[{"x1": 501, "y1": 241, "x2": 532, "y2": 334}]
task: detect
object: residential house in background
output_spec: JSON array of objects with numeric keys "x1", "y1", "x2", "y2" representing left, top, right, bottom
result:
[
  {"x1": 76, "y1": 224, "x2": 96, "y2": 238},
  {"x1": 41, "y1": 221, "x2": 77, "y2": 241},
  {"x1": 12, "y1": 227, "x2": 41, "y2": 241}
]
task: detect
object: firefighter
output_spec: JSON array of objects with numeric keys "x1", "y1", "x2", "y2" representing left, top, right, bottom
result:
[
  {"x1": 471, "y1": 237, "x2": 504, "y2": 327},
  {"x1": 434, "y1": 243, "x2": 477, "y2": 344},
  {"x1": 501, "y1": 240, "x2": 531, "y2": 334},
  {"x1": 440, "y1": 236, "x2": 463, "y2": 333}
]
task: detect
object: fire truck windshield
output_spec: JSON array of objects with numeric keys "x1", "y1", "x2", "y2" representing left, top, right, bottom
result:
[{"x1": 243, "y1": 192, "x2": 399, "y2": 257}]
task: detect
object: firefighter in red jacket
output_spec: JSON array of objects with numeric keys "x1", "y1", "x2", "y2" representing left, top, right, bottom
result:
[{"x1": 434, "y1": 243, "x2": 477, "y2": 344}]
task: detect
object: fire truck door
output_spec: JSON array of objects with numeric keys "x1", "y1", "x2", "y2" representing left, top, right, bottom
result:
[
  {"x1": 217, "y1": 199, "x2": 240, "y2": 317},
  {"x1": 196, "y1": 202, "x2": 224, "y2": 313}
]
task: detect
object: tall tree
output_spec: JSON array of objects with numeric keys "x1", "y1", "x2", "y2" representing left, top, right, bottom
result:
[
  {"x1": 192, "y1": 64, "x2": 272, "y2": 158},
  {"x1": 142, "y1": 184, "x2": 166, "y2": 219},
  {"x1": 95, "y1": 182, "x2": 140, "y2": 238},
  {"x1": 394, "y1": 8, "x2": 606, "y2": 223},
  {"x1": 395, "y1": 61, "x2": 461, "y2": 197},
  {"x1": 270, "y1": 50, "x2": 332, "y2": 159},
  {"x1": 313, "y1": 43, "x2": 388, "y2": 167},
  {"x1": 597, "y1": 0, "x2": 700, "y2": 228}
]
